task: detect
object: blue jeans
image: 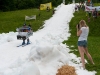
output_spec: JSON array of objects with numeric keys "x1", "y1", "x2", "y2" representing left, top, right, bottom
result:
[{"x1": 78, "y1": 40, "x2": 87, "y2": 47}]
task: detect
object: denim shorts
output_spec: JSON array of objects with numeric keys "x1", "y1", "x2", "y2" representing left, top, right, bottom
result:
[{"x1": 78, "y1": 40, "x2": 87, "y2": 47}]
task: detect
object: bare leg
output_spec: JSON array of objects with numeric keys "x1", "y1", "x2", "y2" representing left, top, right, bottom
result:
[
  {"x1": 78, "y1": 46, "x2": 85, "y2": 69},
  {"x1": 83, "y1": 47, "x2": 94, "y2": 64}
]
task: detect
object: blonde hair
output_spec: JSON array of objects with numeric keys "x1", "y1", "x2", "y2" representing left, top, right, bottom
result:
[{"x1": 79, "y1": 20, "x2": 87, "y2": 27}]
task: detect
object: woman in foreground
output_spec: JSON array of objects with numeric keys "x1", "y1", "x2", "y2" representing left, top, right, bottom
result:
[{"x1": 76, "y1": 20, "x2": 94, "y2": 69}]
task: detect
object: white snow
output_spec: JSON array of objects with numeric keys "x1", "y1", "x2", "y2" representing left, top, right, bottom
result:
[{"x1": 0, "y1": 4, "x2": 96, "y2": 75}]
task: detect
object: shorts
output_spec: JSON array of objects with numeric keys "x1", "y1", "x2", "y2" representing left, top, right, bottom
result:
[{"x1": 78, "y1": 40, "x2": 87, "y2": 47}]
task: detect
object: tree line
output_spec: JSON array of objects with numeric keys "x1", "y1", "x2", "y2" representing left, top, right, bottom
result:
[
  {"x1": 0, "y1": 0, "x2": 100, "y2": 12},
  {"x1": 0, "y1": 0, "x2": 67, "y2": 11}
]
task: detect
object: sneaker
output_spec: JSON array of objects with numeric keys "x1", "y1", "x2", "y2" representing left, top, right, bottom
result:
[
  {"x1": 27, "y1": 42, "x2": 30, "y2": 45},
  {"x1": 22, "y1": 42, "x2": 25, "y2": 45}
]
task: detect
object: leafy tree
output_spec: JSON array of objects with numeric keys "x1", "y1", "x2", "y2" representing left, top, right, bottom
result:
[
  {"x1": 0, "y1": 0, "x2": 100, "y2": 12},
  {"x1": 0, "y1": 0, "x2": 16, "y2": 11}
]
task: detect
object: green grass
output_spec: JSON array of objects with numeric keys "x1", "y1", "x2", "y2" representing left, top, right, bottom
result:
[
  {"x1": 63, "y1": 9, "x2": 100, "y2": 75},
  {"x1": 94, "y1": 3, "x2": 100, "y2": 6},
  {"x1": 0, "y1": 8, "x2": 53, "y2": 33}
]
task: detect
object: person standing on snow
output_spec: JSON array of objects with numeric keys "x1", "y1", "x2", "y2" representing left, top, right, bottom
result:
[{"x1": 22, "y1": 23, "x2": 31, "y2": 45}]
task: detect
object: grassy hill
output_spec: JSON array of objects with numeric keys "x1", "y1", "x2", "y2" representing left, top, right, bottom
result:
[
  {"x1": 63, "y1": 8, "x2": 100, "y2": 75},
  {"x1": 0, "y1": 8, "x2": 53, "y2": 33}
]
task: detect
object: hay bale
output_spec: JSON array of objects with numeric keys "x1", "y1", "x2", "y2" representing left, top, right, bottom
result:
[{"x1": 56, "y1": 65, "x2": 77, "y2": 75}]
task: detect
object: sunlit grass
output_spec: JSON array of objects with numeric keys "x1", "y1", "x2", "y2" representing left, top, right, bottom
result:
[{"x1": 0, "y1": 8, "x2": 53, "y2": 33}]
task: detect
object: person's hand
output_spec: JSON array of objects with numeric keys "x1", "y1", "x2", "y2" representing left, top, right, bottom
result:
[{"x1": 77, "y1": 24, "x2": 80, "y2": 29}]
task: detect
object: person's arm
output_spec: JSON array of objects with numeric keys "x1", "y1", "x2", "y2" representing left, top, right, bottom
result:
[
  {"x1": 77, "y1": 29, "x2": 82, "y2": 36},
  {"x1": 76, "y1": 25, "x2": 82, "y2": 36}
]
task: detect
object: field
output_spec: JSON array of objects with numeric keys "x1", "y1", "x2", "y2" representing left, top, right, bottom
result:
[{"x1": 0, "y1": 8, "x2": 53, "y2": 33}]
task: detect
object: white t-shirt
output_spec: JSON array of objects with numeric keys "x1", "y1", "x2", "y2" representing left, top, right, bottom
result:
[{"x1": 78, "y1": 27, "x2": 89, "y2": 41}]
